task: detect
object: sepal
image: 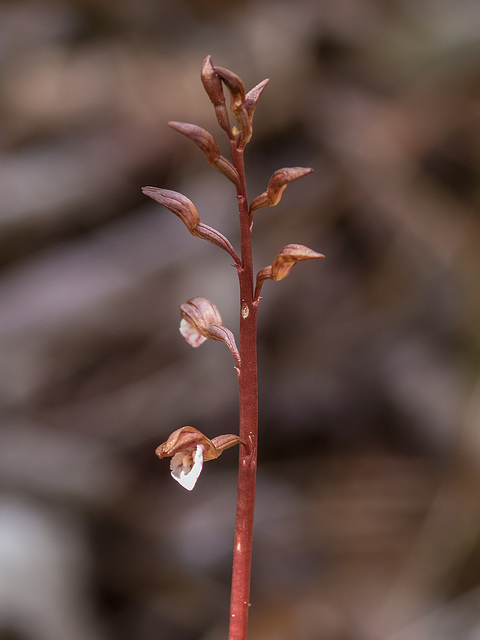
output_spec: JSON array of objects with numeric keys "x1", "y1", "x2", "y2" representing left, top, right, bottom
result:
[
  {"x1": 156, "y1": 426, "x2": 218, "y2": 461},
  {"x1": 244, "y1": 79, "x2": 269, "y2": 120}
]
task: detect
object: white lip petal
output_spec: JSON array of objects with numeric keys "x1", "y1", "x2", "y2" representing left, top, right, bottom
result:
[
  {"x1": 170, "y1": 445, "x2": 204, "y2": 490},
  {"x1": 179, "y1": 318, "x2": 207, "y2": 348}
]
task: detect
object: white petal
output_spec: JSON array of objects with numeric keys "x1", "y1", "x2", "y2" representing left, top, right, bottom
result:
[
  {"x1": 170, "y1": 445, "x2": 204, "y2": 490},
  {"x1": 179, "y1": 319, "x2": 206, "y2": 348}
]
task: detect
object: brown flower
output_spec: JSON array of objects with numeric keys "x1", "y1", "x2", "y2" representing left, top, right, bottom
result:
[
  {"x1": 249, "y1": 167, "x2": 313, "y2": 217},
  {"x1": 167, "y1": 121, "x2": 240, "y2": 187},
  {"x1": 180, "y1": 297, "x2": 241, "y2": 367},
  {"x1": 255, "y1": 244, "x2": 325, "y2": 299},
  {"x1": 141, "y1": 187, "x2": 240, "y2": 263},
  {"x1": 156, "y1": 426, "x2": 246, "y2": 490}
]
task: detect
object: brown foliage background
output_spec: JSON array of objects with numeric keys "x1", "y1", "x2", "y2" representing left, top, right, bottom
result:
[{"x1": 1, "y1": 1, "x2": 480, "y2": 639}]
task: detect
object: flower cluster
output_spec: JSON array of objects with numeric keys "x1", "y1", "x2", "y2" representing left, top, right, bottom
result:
[{"x1": 144, "y1": 55, "x2": 324, "y2": 491}]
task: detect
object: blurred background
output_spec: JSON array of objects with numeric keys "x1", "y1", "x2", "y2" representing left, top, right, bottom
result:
[{"x1": 1, "y1": 0, "x2": 480, "y2": 639}]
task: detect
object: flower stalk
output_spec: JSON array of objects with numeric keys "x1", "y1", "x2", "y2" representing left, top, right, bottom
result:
[
  {"x1": 229, "y1": 142, "x2": 259, "y2": 640},
  {"x1": 143, "y1": 55, "x2": 323, "y2": 640}
]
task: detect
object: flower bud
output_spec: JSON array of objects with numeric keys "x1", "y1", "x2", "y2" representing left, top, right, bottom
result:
[
  {"x1": 249, "y1": 167, "x2": 314, "y2": 217},
  {"x1": 236, "y1": 78, "x2": 269, "y2": 145},
  {"x1": 142, "y1": 186, "x2": 240, "y2": 262},
  {"x1": 215, "y1": 72, "x2": 268, "y2": 147},
  {"x1": 231, "y1": 105, "x2": 252, "y2": 147},
  {"x1": 180, "y1": 297, "x2": 241, "y2": 367},
  {"x1": 201, "y1": 55, "x2": 231, "y2": 135},
  {"x1": 213, "y1": 64, "x2": 255, "y2": 147},
  {"x1": 168, "y1": 121, "x2": 240, "y2": 187},
  {"x1": 213, "y1": 65, "x2": 246, "y2": 114},
  {"x1": 202, "y1": 58, "x2": 267, "y2": 148},
  {"x1": 141, "y1": 187, "x2": 200, "y2": 233},
  {"x1": 214, "y1": 156, "x2": 241, "y2": 187},
  {"x1": 255, "y1": 244, "x2": 324, "y2": 298},
  {"x1": 168, "y1": 121, "x2": 221, "y2": 162},
  {"x1": 194, "y1": 224, "x2": 240, "y2": 263}
]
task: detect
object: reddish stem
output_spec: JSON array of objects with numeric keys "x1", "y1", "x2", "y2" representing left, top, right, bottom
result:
[{"x1": 228, "y1": 143, "x2": 258, "y2": 640}]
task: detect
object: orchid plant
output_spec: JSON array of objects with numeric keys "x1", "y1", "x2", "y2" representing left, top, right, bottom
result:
[{"x1": 143, "y1": 56, "x2": 323, "y2": 640}]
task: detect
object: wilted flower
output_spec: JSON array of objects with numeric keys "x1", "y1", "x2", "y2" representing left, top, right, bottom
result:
[
  {"x1": 156, "y1": 426, "x2": 246, "y2": 490},
  {"x1": 270, "y1": 244, "x2": 325, "y2": 280},
  {"x1": 249, "y1": 167, "x2": 313, "y2": 218},
  {"x1": 180, "y1": 297, "x2": 241, "y2": 367},
  {"x1": 255, "y1": 244, "x2": 325, "y2": 299}
]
